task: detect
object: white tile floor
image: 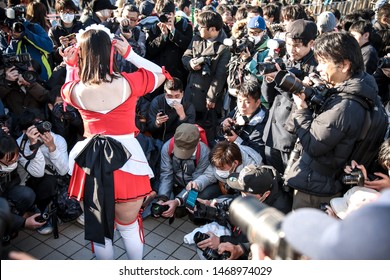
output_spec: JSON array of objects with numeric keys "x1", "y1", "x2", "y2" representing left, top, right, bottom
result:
[{"x1": 5, "y1": 215, "x2": 201, "y2": 260}]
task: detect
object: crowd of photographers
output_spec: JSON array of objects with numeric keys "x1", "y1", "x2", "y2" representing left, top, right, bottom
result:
[{"x1": 0, "y1": 0, "x2": 390, "y2": 260}]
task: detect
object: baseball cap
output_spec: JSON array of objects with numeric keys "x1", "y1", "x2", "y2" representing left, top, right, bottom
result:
[
  {"x1": 281, "y1": 189, "x2": 389, "y2": 259},
  {"x1": 247, "y1": 16, "x2": 266, "y2": 30},
  {"x1": 92, "y1": 0, "x2": 117, "y2": 12},
  {"x1": 139, "y1": 0, "x2": 155, "y2": 16},
  {"x1": 286, "y1": 19, "x2": 317, "y2": 41},
  {"x1": 173, "y1": 123, "x2": 200, "y2": 160},
  {"x1": 227, "y1": 164, "x2": 275, "y2": 194},
  {"x1": 316, "y1": 11, "x2": 337, "y2": 33},
  {"x1": 330, "y1": 186, "x2": 380, "y2": 219}
]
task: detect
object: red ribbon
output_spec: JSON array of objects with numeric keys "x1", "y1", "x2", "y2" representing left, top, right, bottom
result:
[{"x1": 162, "y1": 66, "x2": 173, "y2": 81}]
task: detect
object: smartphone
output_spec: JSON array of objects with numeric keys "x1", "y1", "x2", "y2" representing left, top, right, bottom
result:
[
  {"x1": 185, "y1": 189, "x2": 199, "y2": 210},
  {"x1": 65, "y1": 33, "x2": 76, "y2": 40},
  {"x1": 157, "y1": 109, "x2": 165, "y2": 115}
]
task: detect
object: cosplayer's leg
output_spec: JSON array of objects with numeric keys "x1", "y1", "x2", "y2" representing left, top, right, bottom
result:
[
  {"x1": 93, "y1": 238, "x2": 114, "y2": 260},
  {"x1": 116, "y1": 220, "x2": 143, "y2": 260}
]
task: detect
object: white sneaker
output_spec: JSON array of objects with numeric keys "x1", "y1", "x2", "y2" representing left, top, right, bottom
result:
[
  {"x1": 37, "y1": 221, "x2": 53, "y2": 235},
  {"x1": 76, "y1": 213, "x2": 84, "y2": 226}
]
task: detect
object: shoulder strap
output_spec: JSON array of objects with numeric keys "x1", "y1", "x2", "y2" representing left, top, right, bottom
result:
[{"x1": 338, "y1": 93, "x2": 371, "y2": 141}]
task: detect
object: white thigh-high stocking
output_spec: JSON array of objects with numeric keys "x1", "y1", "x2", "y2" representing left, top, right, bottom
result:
[
  {"x1": 93, "y1": 237, "x2": 114, "y2": 260},
  {"x1": 116, "y1": 220, "x2": 144, "y2": 260}
]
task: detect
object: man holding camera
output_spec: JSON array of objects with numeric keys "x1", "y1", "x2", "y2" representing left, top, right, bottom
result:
[
  {"x1": 284, "y1": 32, "x2": 382, "y2": 210},
  {"x1": 145, "y1": 0, "x2": 193, "y2": 92},
  {"x1": 262, "y1": 19, "x2": 317, "y2": 175},
  {"x1": 182, "y1": 10, "x2": 231, "y2": 144},
  {"x1": 0, "y1": 58, "x2": 49, "y2": 126},
  {"x1": 1, "y1": 7, "x2": 54, "y2": 81},
  {"x1": 219, "y1": 79, "x2": 268, "y2": 160},
  {"x1": 154, "y1": 123, "x2": 210, "y2": 218},
  {"x1": 16, "y1": 109, "x2": 69, "y2": 234},
  {"x1": 192, "y1": 164, "x2": 291, "y2": 260}
]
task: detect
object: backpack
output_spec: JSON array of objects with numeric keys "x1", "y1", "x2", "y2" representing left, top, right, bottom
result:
[
  {"x1": 55, "y1": 175, "x2": 83, "y2": 223},
  {"x1": 343, "y1": 94, "x2": 388, "y2": 171},
  {"x1": 167, "y1": 124, "x2": 208, "y2": 165}
]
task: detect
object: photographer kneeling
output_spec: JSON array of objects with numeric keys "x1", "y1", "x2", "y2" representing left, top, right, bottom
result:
[{"x1": 188, "y1": 164, "x2": 291, "y2": 260}]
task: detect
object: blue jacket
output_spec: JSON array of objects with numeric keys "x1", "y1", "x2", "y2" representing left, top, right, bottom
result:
[{"x1": 6, "y1": 21, "x2": 54, "y2": 81}]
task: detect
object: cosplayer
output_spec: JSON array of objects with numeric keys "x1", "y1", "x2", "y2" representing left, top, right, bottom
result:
[{"x1": 61, "y1": 24, "x2": 167, "y2": 260}]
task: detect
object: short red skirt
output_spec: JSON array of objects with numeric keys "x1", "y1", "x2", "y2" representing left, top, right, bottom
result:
[{"x1": 68, "y1": 164, "x2": 152, "y2": 203}]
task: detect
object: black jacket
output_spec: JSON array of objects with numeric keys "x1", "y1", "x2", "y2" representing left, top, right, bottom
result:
[
  {"x1": 148, "y1": 94, "x2": 196, "y2": 142},
  {"x1": 48, "y1": 20, "x2": 83, "y2": 66},
  {"x1": 262, "y1": 50, "x2": 317, "y2": 153},
  {"x1": 286, "y1": 72, "x2": 378, "y2": 196},
  {"x1": 146, "y1": 16, "x2": 193, "y2": 85}
]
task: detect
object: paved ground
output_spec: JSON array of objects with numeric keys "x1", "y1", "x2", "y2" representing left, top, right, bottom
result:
[{"x1": 5, "y1": 215, "x2": 202, "y2": 260}]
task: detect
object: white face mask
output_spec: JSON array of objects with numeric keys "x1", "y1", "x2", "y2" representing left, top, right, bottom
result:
[
  {"x1": 165, "y1": 98, "x2": 182, "y2": 107},
  {"x1": 0, "y1": 162, "x2": 17, "y2": 173},
  {"x1": 60, "y1": 13, "x2": 75, "y2": 24},
  {"x1": 251, "y1": 35, "x2": 262, "y2": 45},
  {"x1": 215, "y1": 168, "x2": 230, "y2": 179}
]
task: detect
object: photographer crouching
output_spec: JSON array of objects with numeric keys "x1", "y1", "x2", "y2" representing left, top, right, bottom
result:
[
  {"x1": 188, "y1": 164, "x2": 291, "y2": 260},
  {"x1": 275, "y1": 32, "x2": 386, "y2": 210}
]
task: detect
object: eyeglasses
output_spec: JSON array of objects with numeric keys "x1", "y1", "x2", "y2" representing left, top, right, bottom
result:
[
  {"x1": 198, "y1": 25, "x2": 208, "y2": 29},
  {"x1": 60, "y1": 10, "x2": 75, "y2": 14},
  {"x1": 127, "y1": 17, "x2": 138, "y2": 22}
]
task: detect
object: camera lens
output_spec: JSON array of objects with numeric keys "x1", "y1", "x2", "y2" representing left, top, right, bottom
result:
[{"x1": 194, "y1": 231, "x2": 209, "y2": 244}]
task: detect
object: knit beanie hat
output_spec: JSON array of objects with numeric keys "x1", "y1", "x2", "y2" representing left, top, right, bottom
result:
[{"x1": 316, "y1": 11, "x2": 337, "y2": 33}]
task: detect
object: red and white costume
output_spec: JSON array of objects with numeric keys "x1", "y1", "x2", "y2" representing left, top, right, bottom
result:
[{"x1": 61, "y1": 69, "x2": 158, "y2": 202}]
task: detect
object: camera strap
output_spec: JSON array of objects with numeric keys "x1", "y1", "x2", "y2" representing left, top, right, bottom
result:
[{"x1": 19, "y1": 133, "x2": 42, "y2": 160}]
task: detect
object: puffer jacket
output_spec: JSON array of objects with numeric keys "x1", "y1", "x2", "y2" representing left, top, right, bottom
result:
[{"x1": 286, "y1": 72, "x2": 378, "y2": 196}]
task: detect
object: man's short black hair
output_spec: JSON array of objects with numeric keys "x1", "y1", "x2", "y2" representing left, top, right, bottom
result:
[
  {"x1": 197, "y1": 10, "x2": 223, "y2": 31},
  {"x1": 237, "y1": 79, "x2": 261, "y2": 101},
  {"x1": 349, "y1": 19, "x2": 374, "y2": 37},
  {"x1": 164, "y1": 77, "x2": 183, "y2": 91},
  {"x1": 314, "y1": 32, "x2": 364, "y2": 76}
]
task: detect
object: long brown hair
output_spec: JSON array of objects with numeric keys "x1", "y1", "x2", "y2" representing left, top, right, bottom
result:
[{"x1": 78, "y1": 29, "x2": 119, "y2": 85}]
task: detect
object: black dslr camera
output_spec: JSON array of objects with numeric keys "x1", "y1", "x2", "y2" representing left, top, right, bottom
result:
[
  {"x1": 220, "y1": 115, "x2": 249, "y2": 137},
  {"x1": 223, "y1": 35, "x2": 256, "y2": 55},
  {"x1": 193, "y1": 231, "x2": 231, "y2": 260},
  {"x1": 151, "y1": 203, "x2": 169, "y2": 216},
  {"x1": 193, "y1": 56, "x2": 212, "y2": 76},
  {"x1": 274, "y1": 71, "x2": 330, "y2": 110},
  {"x1": 257, "y1": 57, "x2": 286, "y2": 75},
  {"x1": 1, "y1": 53, "x2": 38, "y2": 84},
  {"x1": 34, "y1": 120, "x2": 52, "y2": 134},
  {"x1": 193, "y1": 200, "x2": 230, "y2": 226},
  {"x1": 52, "y1": 103, "x2": 78, "y2": 120},
  {"x1": 342, "y1": 168, "x2": 364, "y2": 186},
  {"x1": 4, "y1": 5, "x2": 26, "y2": 33},
  {"x1": 378, "y1": 57, "x2": 390, "y2": 69}
]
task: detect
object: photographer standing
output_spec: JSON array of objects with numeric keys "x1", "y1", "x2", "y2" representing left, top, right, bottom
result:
[
  {"x1": 3, "y1": 8, "x2": 54, "y2": 81},
  {"x1": 262, "y1": 19, "x2": 317, "y2": 174},
  {"x1": 182, "y1": 10, "x2": 231, "y2": 144},
  {"x1": 285, "y1": 32, "x2": 383, "y2": 210},
  {"x1": 146, "y1": 0, "x2": 193, "y2": 92}
]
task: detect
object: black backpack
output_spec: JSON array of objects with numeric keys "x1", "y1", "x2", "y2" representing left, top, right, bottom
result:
[{"x1": 343, "y1": 94, "x2": 388, "y2": 171}]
